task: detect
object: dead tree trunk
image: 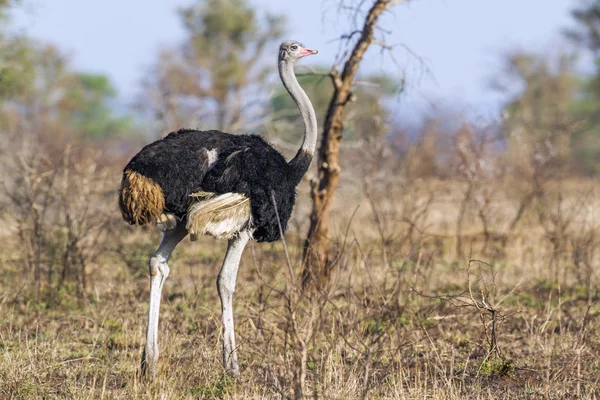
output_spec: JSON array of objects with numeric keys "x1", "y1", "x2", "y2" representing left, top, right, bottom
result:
[{"x1": 302, "y1": 0, "x2": 401, "y2": 288}]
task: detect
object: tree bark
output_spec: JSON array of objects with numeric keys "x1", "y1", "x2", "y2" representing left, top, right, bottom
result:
[{"x1": 302, "y1": 0, "x2": 397, "y2": 289}]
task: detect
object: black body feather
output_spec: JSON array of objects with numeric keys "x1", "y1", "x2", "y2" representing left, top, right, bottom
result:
[{"x1": 122, "y1": 129, "x2": 312, "y2": 242}]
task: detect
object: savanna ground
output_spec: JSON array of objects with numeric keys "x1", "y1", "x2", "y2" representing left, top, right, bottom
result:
[{"x1": 1, "y1": 142, "x2": 600, "y2": 399}]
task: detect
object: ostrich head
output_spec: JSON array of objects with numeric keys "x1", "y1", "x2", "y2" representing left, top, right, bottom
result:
[{"x1": 279, "y1": 40, "x2": 318, "y2": 62}]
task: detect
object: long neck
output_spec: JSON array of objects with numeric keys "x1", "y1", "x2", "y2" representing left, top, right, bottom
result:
[{"x1": 279, "y1": 58, "x2": 318, "y2": 183}]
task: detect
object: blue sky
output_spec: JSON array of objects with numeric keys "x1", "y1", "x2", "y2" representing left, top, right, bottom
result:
[{"x1": 11, "y1": 0, "x2": 576, "y2": 120}]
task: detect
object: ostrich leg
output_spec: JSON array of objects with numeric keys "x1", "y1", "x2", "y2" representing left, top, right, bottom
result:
[
  {"x1": 142, "y1": 223, "x2": 187, "y2": 378},
  {"x1": 217, "y1": 230, "x2": 251, "y2": 376}
]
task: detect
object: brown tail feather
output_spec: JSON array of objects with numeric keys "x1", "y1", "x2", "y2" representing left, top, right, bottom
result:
[{"x1": 119, "y1": 169, "x2": 165, "y2": 226}]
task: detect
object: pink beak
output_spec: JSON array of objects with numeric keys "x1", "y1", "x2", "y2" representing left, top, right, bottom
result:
[{"x1": 299, "y1": 47, "x2": 318, "y2": 56}]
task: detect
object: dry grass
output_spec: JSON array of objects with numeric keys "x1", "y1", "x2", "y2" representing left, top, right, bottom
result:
[{"x1": 1, "y1": 157, "x2": 600, "y2": 398}]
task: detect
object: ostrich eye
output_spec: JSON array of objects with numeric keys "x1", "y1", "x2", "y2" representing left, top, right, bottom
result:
[{"x1": 291, "y1": 45, "x2": 298, "y2": 51}]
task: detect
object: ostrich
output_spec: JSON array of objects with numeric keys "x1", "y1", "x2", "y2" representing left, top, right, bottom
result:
[{"x1": 118, "y1": 40, "x2": 318, "y2": 378}]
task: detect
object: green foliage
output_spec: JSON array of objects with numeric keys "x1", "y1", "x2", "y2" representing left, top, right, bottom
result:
[
  {"x1": 497, "y1": 5, "x2": 600, "y2": 176},
  {"x1": 495, "y1": 51, "x2": 580, "y2": 177},
  {"x1": 60, "y1": 73, "x2": 130, "y2": 138},
  {"x1": 189, "y1": 374, "x2": 235, "y2": 399},
  {"x1": 568, "y1": 67, "x2": 600, "y2": 175},
  {"x1": 480, "y1": 358, "x2": 513, "y2": 377},
  {"x1": 269, "y1": 68, "x2": 399, "y2": 143},
  {"x1": 270, "y1": 71, "x2": 332, "y2": 124},
  {"x1": 498, "y1": 52, "x2": 576, "y2": 133},
  {"x1": 181, "y1": 0, "x2": 275, "y2": 50},
  {"x1": 0, "y1": 36, "x2": 36, "y2": 101},
  {"x1": 564, "y1": 1, "x2": 600, "y2": 174},
  {"x1": 566, "y1": 0, "x2": 600, "y2": 56},
  {"x1": 0, "y1": 7, "x2": 129, "y2": 139},
  {"x1": 269, "y1": 69, "x2": 333, "y2": 143},
  {"x1": 141, "y1": 0, "x2": 285, "y2": 132}
]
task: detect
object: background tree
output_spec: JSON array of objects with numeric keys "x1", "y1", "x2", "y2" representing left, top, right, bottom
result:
[
  {"x1": 59, "y1": 73, "x2": 130, "y2": 139},
  {"x1": 495, "y1": 51, "x2": 576, "y2": 179},
  {"x1": 0, "y1": 0, "x2": 35, "y2": 113},
  {"x1": 0, "y1": 32, "x2": 128, "y2": 142},
  {"x1": 493, "y1": 50, "x2": 578, "y2": 232},
  {"x1": 0, "y1": 3, "x2": 121, "y2": 304},
  {"x1": 565, "y1": 0, "x2": 600, "y2": 56},
  {"x1": 140, "y1": 0, "x2": 284, "y2": 135},
  {"x1": 564, "y1": 0, "x2": 600, "y2": 174}
]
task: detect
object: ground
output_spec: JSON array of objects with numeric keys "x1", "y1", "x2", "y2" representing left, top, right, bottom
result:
[{"x1": 1, "y1": 179, "x2": 600, "y2": 399}]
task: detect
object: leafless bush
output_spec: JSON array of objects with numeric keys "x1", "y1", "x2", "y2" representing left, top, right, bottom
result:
[
  {"x1": 2, "y1": 136, "x2": 114, "y2": 306},
  {"x1": 464, "y1": 260, "x2": 517, "y2": 364},
  {"x1": 571, "y1": 218, "x2": 600, "y2": 300},
  {"x1": 241, "y1": 190, "x2": 430, "y2": 399},
  {"x1": 452, "y1": 122, "x2": 505, "y2": 259}
]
